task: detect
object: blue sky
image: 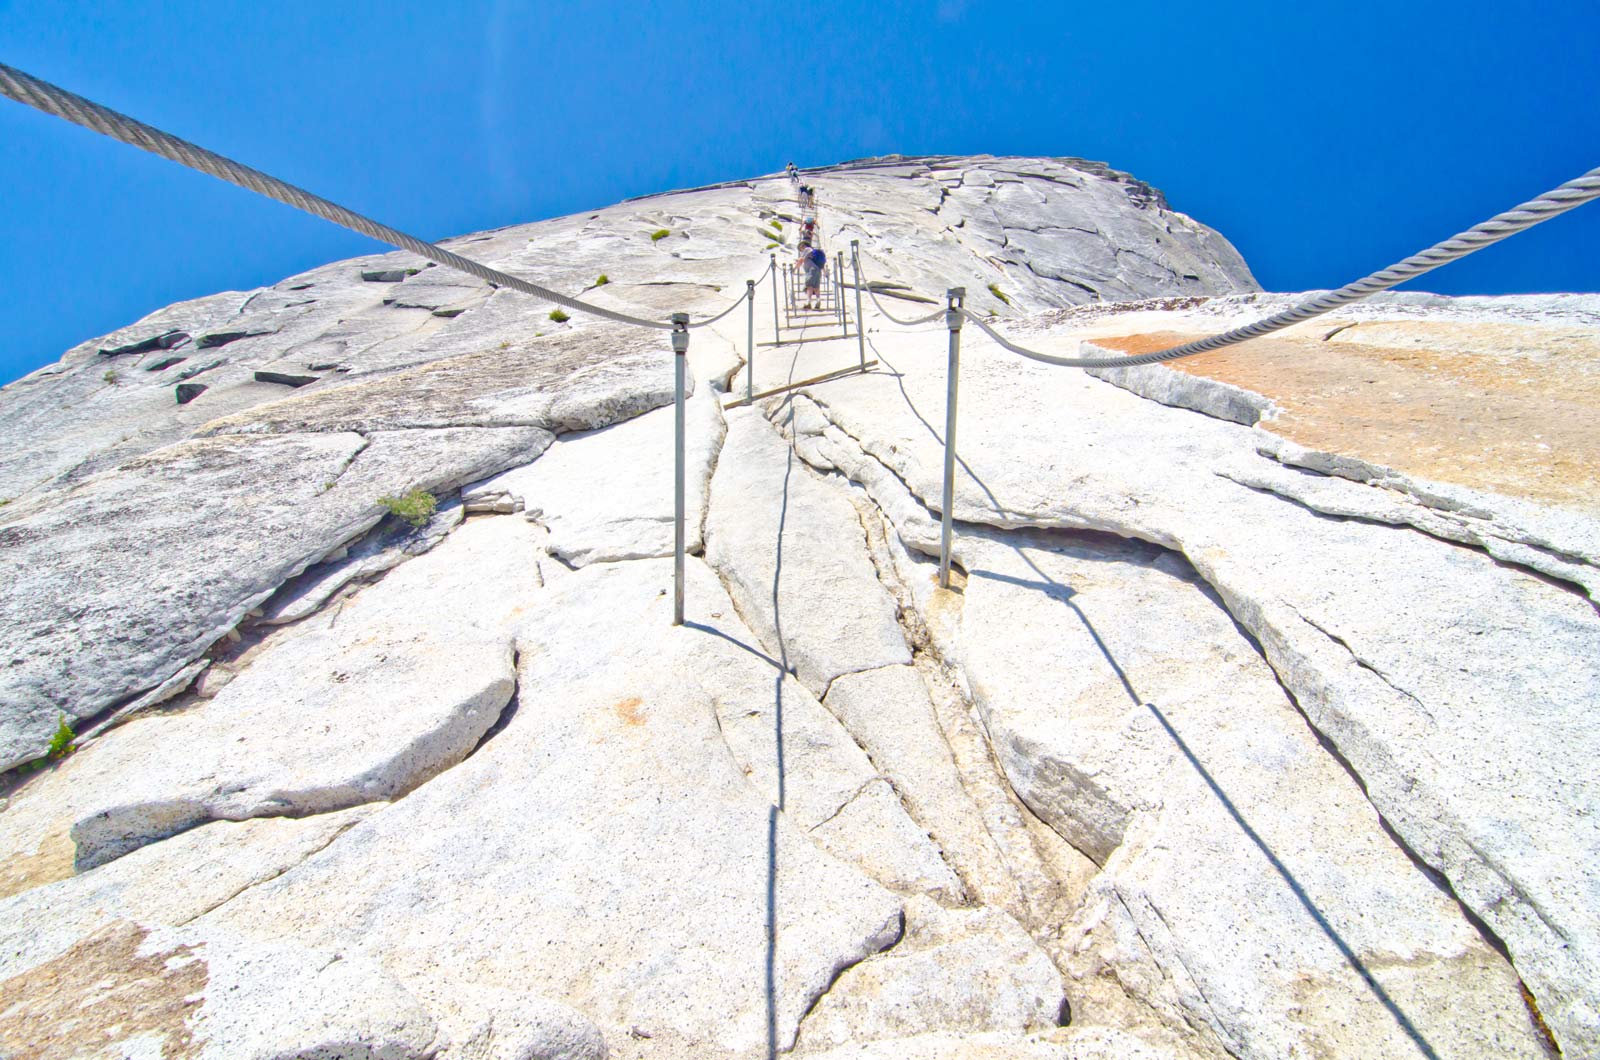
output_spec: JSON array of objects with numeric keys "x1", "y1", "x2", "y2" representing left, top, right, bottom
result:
[{"x1": 2, "y1": 0, "x2": 1597, "y2": 383}]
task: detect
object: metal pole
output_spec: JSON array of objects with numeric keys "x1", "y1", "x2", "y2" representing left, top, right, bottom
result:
[
  {"x1": 940, "y1": 289, "x2": 964, "y2": 589},
  {"x1": 671, "y1": 312, "x2": 689, "y2": 625},
  {"x1": 851, "y1": 241, "x2": 866, "y2": 368},
  {"x1": 770, "y1": 253, "x2": 779, "y2": 342},
  {"x1": 746, "y1": 279, "x2": 756, "y2": 402},
  {"x1": 836, "y1": 258, "x2": 846, "y2": 330}
]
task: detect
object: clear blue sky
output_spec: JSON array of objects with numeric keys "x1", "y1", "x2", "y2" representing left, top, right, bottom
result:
[{"x1": 2, "y1": 0, "x2": 1597, "y2": 383}]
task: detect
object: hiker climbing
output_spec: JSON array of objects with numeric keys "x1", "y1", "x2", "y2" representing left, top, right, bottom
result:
[
  {"x1": 798, "y1": 242, "x2": 825, "y2": 310},
  {"x1": 798, "y1": 184, "x2": 815, "y2": 211},
  {"x1": 786, "y1": 161, "x2": 799, "y2": 183}
]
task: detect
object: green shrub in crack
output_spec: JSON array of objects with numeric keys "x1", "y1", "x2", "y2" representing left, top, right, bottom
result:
[
  {"x1": 988, "y1": 283, "x2": 1011, "y2": 307},
  {"x1": 549, "y1": 308, "x2": 571, "y2": 323},
  {"x1": 595, "y1": 274, "x2": 610, "y2": 286},
  {"x1": 21, "y1": 715, "x2": 77, "y2": 773},
  {"x1": 47, "y1": 716, "x2": 76, "y2": 759},
  {"x1": 102, "y1": 369, "x2": 120, "y2": 385},
  {"x1": 378, "y1": 488, "x2": 438, "y2": 529},
  {"x1": 650, "y1": 229, "x2": 670, "y2": 242}
]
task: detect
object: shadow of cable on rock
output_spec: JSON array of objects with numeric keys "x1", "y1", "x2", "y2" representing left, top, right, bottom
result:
[
  {"x1": 865, "y1": 336, "x2": 1017, "y2": 527},
  {"x1": 680, "y1": 422, "x2": 794, "y2": 1059},
  {"x1": 973, "y1": 547, "x2": 1444, "y2": 1060},
  {"x1": 768, "y1": 373, "x2": 802, "y2": 1059}
]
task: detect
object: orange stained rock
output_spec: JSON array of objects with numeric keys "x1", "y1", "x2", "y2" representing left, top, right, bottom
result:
[
  {"x1": 0, "y1": 922, "x2": 206, "y2": 1060},
  {"x1": 1095, "y1": 320, "x2": 1600, "y2": 515}
]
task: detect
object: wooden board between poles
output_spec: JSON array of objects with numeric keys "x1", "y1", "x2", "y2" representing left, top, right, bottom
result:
[{"x1": 723, "y1": 361, "x2": 878, "y2": 409}]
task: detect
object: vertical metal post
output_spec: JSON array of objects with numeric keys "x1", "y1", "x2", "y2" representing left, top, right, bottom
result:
[
  {"x1": 770, "y1": 253, "x2": 779, "y2": 341},
  {"x1": 836, "y1": 258, "x2": 846, "y2": 330},
  {"x1": 851, "y1": 241, "x2": 866, "y2": 368},
  {"x1": 671, "y1": 313, "x2": 690, "y2": 625},
  {"x1": 939, "y1": 289, "x2": 965, "y2": 589},
  {"x1": 745, "y1": 278, "x2": 756, "y2": 402}
]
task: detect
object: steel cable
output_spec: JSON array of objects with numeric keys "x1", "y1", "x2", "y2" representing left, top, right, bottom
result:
[
  {"x1": 864, "y1": 284, "x2": 947, "y2": 327},
  {"x1": 851, "y1": 246, "x2": 951, "y2": 327},
  {"x1": 684, "y1": 282, "x2": 753, "y2": 329},
  {"x1": 958, "y1": 166, "x2": 1600, "y2": 368},
  {"x1": 7, "y1": 64, "x2": 1595, "y2": 362},
  {"x1": 0, "y1": 63, "x2": 769, "y2": 332}
]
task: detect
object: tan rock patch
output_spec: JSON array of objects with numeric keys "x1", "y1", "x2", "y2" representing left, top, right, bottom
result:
[
  {"x1": 0, "y1": 826, "x2": 74, "y2": 901},
  {"x1": 1097, "y1": 321, "x2": 1600, "y2": 514},
  {"x1": 0, "y1": 921, "x2": 206, "y2": 1059}
]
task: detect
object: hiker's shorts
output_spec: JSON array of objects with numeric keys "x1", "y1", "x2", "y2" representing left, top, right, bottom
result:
[{"x1": 804, "y1": 263, "x2": 823, "y2": 289}]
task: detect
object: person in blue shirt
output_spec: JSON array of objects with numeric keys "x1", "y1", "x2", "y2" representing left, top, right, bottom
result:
[{"x1": 797, "y1": 243, "x2": 825, "y2": 311}]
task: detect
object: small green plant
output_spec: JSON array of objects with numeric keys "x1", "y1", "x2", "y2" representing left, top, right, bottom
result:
[
  {"x1": 650, "y1": 228, "x2": 671, "y2": 242},
  {"x1": 765, "y1": 242, "x2": 779, "y2": 250},
  {"x1": 47, "y1": 715, "x2": 77, "y2": 760},
  {"x1": 24, "y1": 714, "x2": 79, "y2": 769},
  {"x1": 102, "y1": 369, "x2": 120, "y2": 385},
  {"x1": 988, "y1": 283, "x2": 1011, "y2": 307},
  {"x1": 770, "y1": 219, "x2": 783, "y2": 231},
  {"x1": 595, "y1": 274, "x2": 610, "y2": 286},
  {"x1": 498, "y1": 341, "x2": 510, "y2": 350},
  {"x1": 378, "y1": 488, "x2": 438, "y2": 529},
  {"x1": 549, "y1": 308, "x2": 571, "y2": 323}
]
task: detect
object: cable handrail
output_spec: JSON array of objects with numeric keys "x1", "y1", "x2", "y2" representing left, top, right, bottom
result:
[
  {"x1": 0, "y1": 63, "x2": 773, "y2": 333},
  {"x1": 850, "y1": 167, "x2": 1600, "y2": 367},
  {"x1": 684, "y1": 271, "x2": 764, "y2": 329},
  {"x1": 851, "y1": 249, "x2": 947, "y2": 326},
  {"x1": 6, "y1": 62, "x2": 1597, "y2": 370}
]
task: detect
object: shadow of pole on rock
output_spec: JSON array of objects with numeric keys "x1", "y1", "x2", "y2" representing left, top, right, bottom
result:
[
  {"x1": 980, "y1": 546, "x2": 1443, "y2": 1060},
  {"x1": 767, "y1": 386, "x2": 798, "y2": 1060},
  {"x1": 766, "y1": 803, "x2": 778, "y2": 1060},
  {"x1": 681, "y1": 622, "x2": 783, "y2": 671},
  {"x1": 1147, "y1": 703, "x2": 1443, "y2": 1060},
  {"x1": 867, "y1": 337, "x2": 1014, "y2": 524}
]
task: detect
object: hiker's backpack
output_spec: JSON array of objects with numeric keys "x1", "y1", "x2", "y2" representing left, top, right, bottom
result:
[{"x1": 809, "y1": 247, "x2": 826, "y2": 268}]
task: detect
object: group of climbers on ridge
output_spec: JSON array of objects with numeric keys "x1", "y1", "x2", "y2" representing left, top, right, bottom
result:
[{"x1": 787, "y1": 161, "x2": 826, "y2": 311}]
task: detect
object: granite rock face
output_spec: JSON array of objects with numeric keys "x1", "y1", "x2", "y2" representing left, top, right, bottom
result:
[{"x1": 0, "y1": 155, "x2": 1589, "y2": 1059}]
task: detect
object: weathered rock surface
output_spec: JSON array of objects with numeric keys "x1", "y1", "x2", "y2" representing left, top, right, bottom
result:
[
  {"x1": 257, "y1": 493, "x2": 470, "y2": 625},
  {"x1": 910, "y1": 529, "x2": 1543, "y2": 1058},
  {"x1": 1, "y1": 155, "x2": 1592, "y2": 1060},
  {"x1": 198, "y1": 316, "x2": 680, "y2": 436},
  {"x1": 1074, "y1": 294, "x2": 1600, "y2": 599},
  {"x1": 0, "y1": 426, "x2": 545, "y2": 771},
  {"x1": 795, "y1": 896, "x2": 1067, "y2": 1052},
  {"x1": 769, "y1": 301, "x2": 1598, "y2": 1055},
  {"x1": 465, "y1": 373, "x2": 724, "y2": 564},
  {"x1": 0, "y1": 920, "x2": 444, "y2": 1059},
  {"x1": 201, "y1": 557, "x2": 907, "y2": 1058},
  {"x1": 0, "y1": 516, "x2": 540, "y2": 876},
  {"x1": 707, "y1": 644, "x2": 963, "y2": 901},
  {"x1": 822, "y1": 665, "x2": 1017, "y2": 911},
  {"x1": 798, "y1": 1028, "x2": 1182, "y2": 1059},
  {"x1": 706, "y1": 408, "x2": 912, "y2": 693},
  {"x1": 0, "y1": 808, "x2": 372, "y2": 966},
  {"x1": 785, "y1": 155, "x2": 1257, "y2": 319}
]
